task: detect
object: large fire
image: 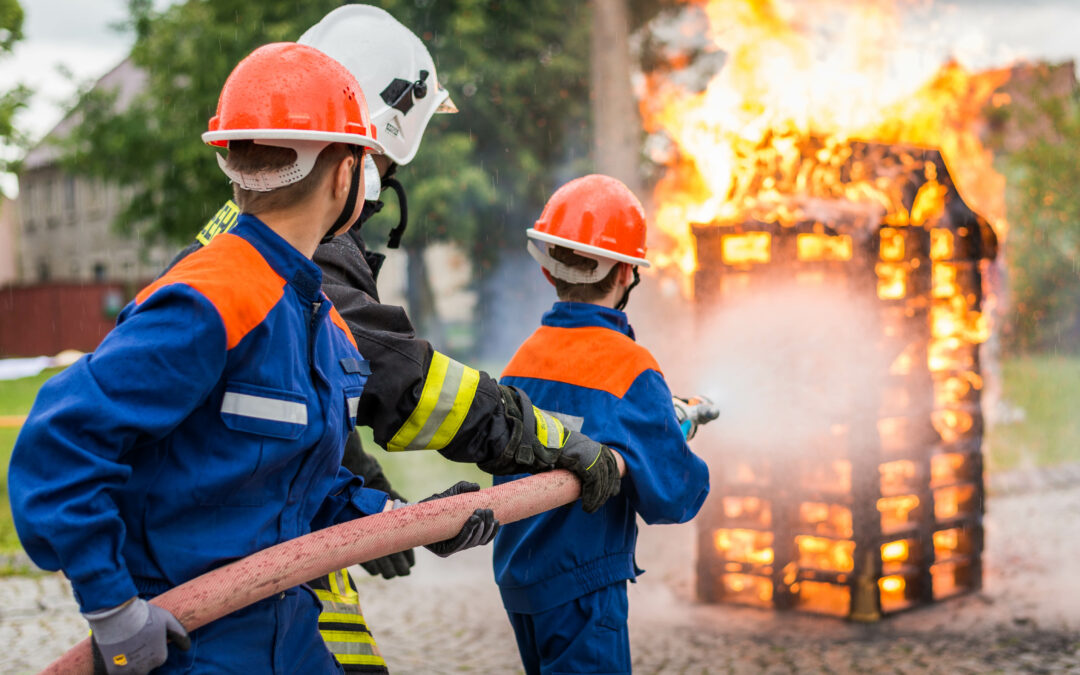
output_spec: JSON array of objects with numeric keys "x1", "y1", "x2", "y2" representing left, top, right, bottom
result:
[
  {"x1": 638, "y1": 0, "x2": 1009, "y2": 281},
  {"x1": 650, "y1": 0, "x2": 999, "y2": 619}
]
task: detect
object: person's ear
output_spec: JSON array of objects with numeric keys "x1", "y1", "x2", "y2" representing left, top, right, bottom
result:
[
  {"x1": 618, "y1": 263, "x2": 633, "y2": 286},
  {"x1": 332, "y1": 152, "x2": 357, "y2": 201}
]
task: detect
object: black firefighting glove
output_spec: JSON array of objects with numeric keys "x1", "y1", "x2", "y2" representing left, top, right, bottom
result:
[
  {"x1": 486, "y1": 385, "x2": 621, "y2": 513},
  {"x1": 342, "y1": 431, "x2": 417, "y2": 579},
  {"x1": 553, "y1": 430, "x2": 621, "y2": 513},
  {"x1": 414, "y1": 481, "x2": 500, "y2": 557},
  {"x1": 86, "y1": 597, "x2": 189, "y2": 675}
]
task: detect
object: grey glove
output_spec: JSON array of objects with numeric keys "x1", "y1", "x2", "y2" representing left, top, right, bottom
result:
[
  {"x1": 85, "y1": 597, "x2": 190, "y2": 675},
  {"x1": 412, "y1": 481, "x2": 500, "y2": 557},
  {"x1": 672, "y1": 395, "x2": 720, "y2": 440}
]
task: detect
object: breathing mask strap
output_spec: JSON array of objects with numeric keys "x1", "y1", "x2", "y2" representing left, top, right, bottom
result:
[
  {"x1": 614, "y1": 266, "x2": 641, "y2": 312},
  {"x1": 321, "y1": 147, "x2": 363, "y2": 245}
]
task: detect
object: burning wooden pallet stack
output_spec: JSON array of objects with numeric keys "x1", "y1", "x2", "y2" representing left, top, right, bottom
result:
[{"x1": 691, "y1": 140, "x2": 996, "y2": 619}]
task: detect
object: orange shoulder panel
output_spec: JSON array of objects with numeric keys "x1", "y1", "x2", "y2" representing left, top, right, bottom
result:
[
  {"x1": 328, "y1": 305, "x2": 358, "y2": 350},
  {"x1": 502, "y1": 325, "x2": 662, "y2": 398},
  {"x1": 135, "y1": 233, "x2": 286, "y2": 350}
]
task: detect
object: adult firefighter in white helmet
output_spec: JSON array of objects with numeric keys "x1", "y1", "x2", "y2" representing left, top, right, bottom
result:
[{"x1": 167, "y1": 6, "x2": 623, "y2": 674}]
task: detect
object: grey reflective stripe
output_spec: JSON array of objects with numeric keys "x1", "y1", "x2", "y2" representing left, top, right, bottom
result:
[
  {"x1": 407, "y1": 358, "x2": 467, "y2": 450},
  {"x1": 552, "y1": 412, "x2": 584, "y2": 433},
  {"x1": 323, "y1": 640, "x2": 377, "y2": 655},
  {"x1": 221, "y1": 392, "x2": 307, "y2": 425},
  {"x1": 347, "y1": 396, "x2": 360, "y2": 419}
]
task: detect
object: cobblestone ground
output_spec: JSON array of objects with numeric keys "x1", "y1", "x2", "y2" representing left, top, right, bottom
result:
[{"x1": 5, "y1": 474, "x2": 1080, "y2": 674}]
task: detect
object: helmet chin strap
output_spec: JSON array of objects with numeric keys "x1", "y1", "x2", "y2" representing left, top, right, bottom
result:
[
  {"x1": 383, "y1": 176, "x2": 409, "y2": 249},
  {"x1": 351, "y1": 161, "x2": 410, "y2": 250},
  {"x1": 614, "y1": 266, "x2": 640, "y2": 312},
  {"x1": 321, "y1": 147, "x2": 363, "y2": 245}
]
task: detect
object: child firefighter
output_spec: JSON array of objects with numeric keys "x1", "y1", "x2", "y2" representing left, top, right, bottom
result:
[{"x1": 492, "y1": 174, "x2": 717, "y2": 674}]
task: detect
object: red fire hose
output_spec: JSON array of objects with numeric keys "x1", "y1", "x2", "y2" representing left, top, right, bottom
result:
[{"x1": 38, "y1": 469, "x2": 584, "y2": 675}]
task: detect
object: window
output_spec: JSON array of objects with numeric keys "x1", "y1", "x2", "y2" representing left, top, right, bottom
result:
[
  {"x1": 21, "y1": 183, "x2": 33, "y2": 231},
  {"x1": 65, "y1": 176, "x2": 76, "y2": 215}
]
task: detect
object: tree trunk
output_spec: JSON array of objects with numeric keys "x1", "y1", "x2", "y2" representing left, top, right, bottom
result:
[
  {"x1": 404, "y1": 244, "x2": 446, "y2": 349},
  {"x1": 590, "y1": 0, "x2": 643, "y2": 194}
]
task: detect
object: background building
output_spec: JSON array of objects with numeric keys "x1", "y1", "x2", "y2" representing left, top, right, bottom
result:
[{"x1": 16, "y1": 58, "x2": 173, "y2": 284}]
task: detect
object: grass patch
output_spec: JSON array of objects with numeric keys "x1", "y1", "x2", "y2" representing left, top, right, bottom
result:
[
  {"x1": 986, "y1": 355, "x2": 1080, "y2": 472},
  {"x1": 354, "y1": 427, "x2": 491, "y2": 500},
  {"x1": 0, "y1": 368, "x2": 63, "y2": 555}
]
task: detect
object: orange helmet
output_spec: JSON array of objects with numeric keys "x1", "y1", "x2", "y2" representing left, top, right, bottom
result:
[
  {"x1": 527, "y1": 174, "x2": 649, "y2": 283},
  {"x1": 203, "y1": 42, "x2": 384, "y2": 192}
]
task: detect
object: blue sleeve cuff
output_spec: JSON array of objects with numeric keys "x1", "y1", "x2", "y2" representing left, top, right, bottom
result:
[
  {"x1": 71, "y1": 569, "x2": 139, "y2": 614},
  {"x1": 351, "y1": 487, "x2": 390, "y2": 516}
]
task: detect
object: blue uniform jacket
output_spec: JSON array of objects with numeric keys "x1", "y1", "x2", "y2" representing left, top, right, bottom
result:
[
  {"x1": 9, "y1": 215, "x2": 389, "y2": 613},
  {"x1": 493, "y1": 302, "x2": 710, "y2": 614}
]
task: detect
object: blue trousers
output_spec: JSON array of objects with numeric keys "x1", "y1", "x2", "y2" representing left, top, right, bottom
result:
[
  {"x1": 153, "y1": 585, "x2": 343, "y2": 674},
  {"x1": 506, "y1": 581, "x2": 630, "y2": 675}
]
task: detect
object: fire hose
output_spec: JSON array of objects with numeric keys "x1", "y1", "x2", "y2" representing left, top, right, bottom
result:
[{"x1": 38, "y1": 467, "x2": 591, "y2": 675}]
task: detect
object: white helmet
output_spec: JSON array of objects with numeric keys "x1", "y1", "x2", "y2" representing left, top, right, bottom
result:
[{"x1": 299, "y1": 5, "x2": 457, "y2": 166}]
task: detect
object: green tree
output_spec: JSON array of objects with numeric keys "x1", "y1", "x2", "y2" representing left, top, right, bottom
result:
[
  {"x1": 1000, "y1": 86, "x2": 1080, "y2": 353},
  {"x1": 0, "y1": 0, "x2": 29, "y2": 186}
]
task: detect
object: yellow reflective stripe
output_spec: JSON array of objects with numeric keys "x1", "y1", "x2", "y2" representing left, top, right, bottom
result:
[
  {"x1": 534, "y1": 408, "x2": 550, "y2": 447},
  {"x1": 427, "y1": 365, "x2": 480, "y2": 450},
  {"x1": 328, "y1": 570, "x2": 341, "y2": 597},
  {"x1": 533, "y1": 407, "x2": 567, "y2": 449},
  {"x1": 314, "y1": 588, "x2": 353, "y2": 606},
  {"x1": 196, "y1": 200, "x2": 241, "y2": 246},
  {"x1": 387, "y1": 352, "x2": 450, "y2": 451},
  {"x1": 320, "y1": 611, "x2": 369, "y2": 625},
  {"x1": 335, "y1": 654, "x2": 388, "y2": 666},
  {"x1": 320, "y1": 630, "x2": 377, "y2": 645},
  {"x1": 552, "y1": 414, "x2": 566, "y2": 446},
  {"x1": 387, "y1": 352, "x2": 480, "y2": 452},
  {"x1": 584, "y1": 447, "x2": 602, "y2": 471}
]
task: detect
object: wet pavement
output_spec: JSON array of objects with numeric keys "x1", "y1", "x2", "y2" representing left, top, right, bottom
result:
[{"x1": 4, "y1": 468, "x2": 1079, "y2": 674}]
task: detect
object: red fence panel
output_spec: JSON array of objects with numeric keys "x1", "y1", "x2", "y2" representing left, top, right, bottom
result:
[{"x1": 0, "y1": 282, "x2": 145, "y2": 357}]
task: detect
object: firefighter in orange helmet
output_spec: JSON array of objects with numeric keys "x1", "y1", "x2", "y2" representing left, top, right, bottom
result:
[
  {"x1": 9, "y1": 43, "x2": 497, "y2": 675},
  {"x1": 494, "y1": 175, "x2": 715, "y2": 675}
]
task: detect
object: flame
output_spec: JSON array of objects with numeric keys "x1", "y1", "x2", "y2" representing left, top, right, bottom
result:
[
  {"x1": 881, "y1": 540, "x2": 910, "y2": 563},
  {"x1": 715, "y1": 528, "x2": 775, "y2": 565},
  {"x1": 933, "y1": 527, "x2": 962, "y2": 558},
  {"x1": 795, "y1": 535, "x2": 854, "y2": 572},
  {"x1": 638, "y1": 0, "x2": 1009, "y2": 278},
  {"x1": 878, "y1": 494, "x2": 920, "y2": 531},
  {"x1": 931, "y1": 452, "x2": 969, "y2": 486},
  {"x1": 723, "y1": 573, "x2": 774, "y2": 604},
  {"x1": 934, "y1": 484, "x2": 975, "y2": 520}
]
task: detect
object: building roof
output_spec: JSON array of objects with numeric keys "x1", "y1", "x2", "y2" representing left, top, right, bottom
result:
[{"x1": 23, "y1": 57, "x2": 146, "y2": 172}]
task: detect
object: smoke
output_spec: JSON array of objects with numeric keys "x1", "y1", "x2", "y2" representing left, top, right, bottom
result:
[
  {"x1": 639, "y1": 279, "x2": 891, "y2": 463},
  {"x1": 629, "y1": 278, "x2": 895, "y2": 602}
]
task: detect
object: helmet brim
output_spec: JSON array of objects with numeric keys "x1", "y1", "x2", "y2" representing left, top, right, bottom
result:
[
  {"x1": 526, "y1": 228, "x2": 650, "y2": 268},
  {"x1": 202, "y1": 128, "x2": 385, "y2": 155}
]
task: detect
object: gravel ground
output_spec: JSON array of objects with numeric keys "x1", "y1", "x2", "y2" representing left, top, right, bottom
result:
[{"x1": 4, "y1": 471, "x2": 1079, "y2": 674}]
